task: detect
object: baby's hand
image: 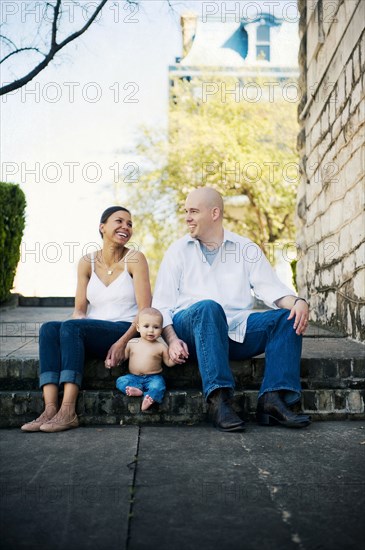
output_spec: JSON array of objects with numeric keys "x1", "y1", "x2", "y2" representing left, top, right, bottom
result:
[
  {"x1": 166, "y1": 358, "x2": 179, "y2": 367},
  {"x1": 168, "y1": 338, "x2": 189, "y2": 364},
  {"x1": 162, "y1": 343, "x2": 183, "y2": 367}
]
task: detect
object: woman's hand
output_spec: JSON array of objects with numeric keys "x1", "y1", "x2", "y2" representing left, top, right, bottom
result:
[
  {"x1": 105, "y1": 340, "x2": 126, "y2": 369},
  {"x1": 72, "y1": 312, "x2": 86, "y2": 319}
]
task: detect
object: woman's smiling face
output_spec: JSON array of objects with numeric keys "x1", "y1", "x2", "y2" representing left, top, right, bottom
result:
[{"x1": 100, "y1": 210, "x2": 133, "y2": 244}]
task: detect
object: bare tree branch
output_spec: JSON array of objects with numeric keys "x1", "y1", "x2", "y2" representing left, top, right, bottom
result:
[
  {"x1": 0, "y1": 0, "x2": 180, "y2": 96},
  {"x1": 0, "y1": 0, "x2": 108, "y2": 96},
  {"x1": 0, "y1": 34, "x2": 17, "y2": 51},
  {"x1": 56, "y1": 0, "x2": 107, "y2": 50},
  {"x1": 0, "y1": 47, "x2": 45, "y2": 66},
  {"x1": 51, "y1": 0, "x2": 62, "y2": 48}
]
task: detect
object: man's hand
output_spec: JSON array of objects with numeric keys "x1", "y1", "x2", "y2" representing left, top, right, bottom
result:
[
  {"x1": 105, "y1": 341, "x2": 126, "y2": 369},
  {"x1": 162, "y1": 324, "x2": 189, "y2": 364},
  {"x1": 287, "y1": 300, "x2": 309, "y2": 335},
  {"x1": 168, "y1": 338, "x2": 189, "y2": 364}
]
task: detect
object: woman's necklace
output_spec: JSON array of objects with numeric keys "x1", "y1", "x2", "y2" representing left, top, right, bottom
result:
[{"x1": 100, "y1": 250, "x2": 124, "y2": 275}]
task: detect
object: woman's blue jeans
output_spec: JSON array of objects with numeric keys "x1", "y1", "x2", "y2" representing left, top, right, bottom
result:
[
  {"x1": 173, "y1": 300, "x2": 302, "y2": 405},
  {"x1": 116, "y1": 373, "x2": 166, "y2": 403},
  {"x1": 39, "y1": 319, "x2": 131, "y2": 388}
]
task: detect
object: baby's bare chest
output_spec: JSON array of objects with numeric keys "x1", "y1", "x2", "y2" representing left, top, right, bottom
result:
[{"x1": 128, "y1": 342, "x2": 163, "y2": 374}]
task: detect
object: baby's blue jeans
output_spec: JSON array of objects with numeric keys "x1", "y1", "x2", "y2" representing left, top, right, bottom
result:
[{"x1": 116, "y1": 373, "x2": 166, "y2": 403}]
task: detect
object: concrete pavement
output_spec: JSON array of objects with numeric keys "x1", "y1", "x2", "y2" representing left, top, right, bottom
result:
[{"x1": 1, "y1": 421, "x2": 365, "y2": 550}]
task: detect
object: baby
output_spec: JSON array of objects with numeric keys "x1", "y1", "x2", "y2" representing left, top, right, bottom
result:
[{"x1": 116, "y1": 307, "x2": 176, "y2": 411}]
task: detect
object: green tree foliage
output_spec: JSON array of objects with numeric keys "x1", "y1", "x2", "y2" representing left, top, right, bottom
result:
[
  {"x1": 0, "y1": 182, "x2": 26, "y2": 302},
  {"x1": 123, "y1": 77, "x2": 299, "y2": 284}
]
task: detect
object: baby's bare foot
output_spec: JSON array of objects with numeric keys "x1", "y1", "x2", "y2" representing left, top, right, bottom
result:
[
  {"x1": 126, "y1": 386, "x2": 143, "y2": 397},
  {"x1": 141, "y1": 395, "x2": 155, "y2": 411}
]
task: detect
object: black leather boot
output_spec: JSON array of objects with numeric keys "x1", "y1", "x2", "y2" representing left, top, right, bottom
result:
[
  {"x1": 208, "y1": 388, "x2": 245, "y2": 432},
  {"x1": 256, "y1": 391, "x2": 311, "y2": 428}
]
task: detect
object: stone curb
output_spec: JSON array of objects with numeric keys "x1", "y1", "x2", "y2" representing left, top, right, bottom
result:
[
  {"x1": 1, "y1": 356, "x2": 364, "y2": 391},
  {"x1": 1, "y1": 388, "x2": 364, "y2": 428}
]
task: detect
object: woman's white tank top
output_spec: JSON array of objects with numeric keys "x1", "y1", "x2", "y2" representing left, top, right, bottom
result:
[{"x1": 86, "y1": 251, "x2": 138, "y2": 322}]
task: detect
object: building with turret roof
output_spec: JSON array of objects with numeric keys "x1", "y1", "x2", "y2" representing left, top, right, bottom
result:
[{"x1": 170, "y1": 11, "x2": 299, "y2": 84}]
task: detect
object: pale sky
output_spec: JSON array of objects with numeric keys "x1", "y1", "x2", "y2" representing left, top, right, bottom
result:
[
  {"x1": 1, "y1": 0, "x2": 299, "y2": 296},
  {"x1": 2, "y1": 0, "x2": 184, "y2": 295}
]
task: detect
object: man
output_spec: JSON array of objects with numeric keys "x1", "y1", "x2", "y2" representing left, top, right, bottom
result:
[{"x1": 153, "y1": 188, "x2": 311, "y2": 432}]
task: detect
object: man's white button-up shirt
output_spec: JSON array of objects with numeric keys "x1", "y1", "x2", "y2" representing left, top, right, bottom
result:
[{"x1": 153, "y1": 229, "x2": 295, "y2": 342}]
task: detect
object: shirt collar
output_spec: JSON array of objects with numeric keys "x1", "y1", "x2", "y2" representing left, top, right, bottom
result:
[{"x1": 186, "y1": 228, "x2": 236, "y2": 246}]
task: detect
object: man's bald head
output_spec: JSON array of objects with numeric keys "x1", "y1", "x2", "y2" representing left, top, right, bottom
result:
[
  {"x1": 186, "y1": 187, "x2": 224, "y2": 218},
  {"x1": 185, "y1": 187, "x2": 224, "y2": 242}
]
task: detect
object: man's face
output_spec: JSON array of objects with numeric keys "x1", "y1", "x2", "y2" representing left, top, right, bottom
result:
[{"x1": 184, "y1": 195, "x2": 214, "y2": 241}]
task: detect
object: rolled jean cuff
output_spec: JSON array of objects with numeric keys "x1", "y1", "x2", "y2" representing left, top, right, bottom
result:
[
  {"x1": 205, "y1": 384, "x2": 234, "y2": 401},
  {"x1": 39, "y1": 371, "x2": 60, "y2": 388},
  {"x1": 59, "y1": 370, "x2": 83, "y2": 388},
  {"x1": 258, "y1": 387, "x2": 301, "y2": 405}
]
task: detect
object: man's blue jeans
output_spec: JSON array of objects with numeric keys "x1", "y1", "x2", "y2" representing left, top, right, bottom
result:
[
  {"x1": 116, "y1": 373, "x2": 166, "y2": 403},
  {"x1": 173, "y1": 300, "x2": 302, "y2": 405},
  {"x1": 39, "y1": 319, "x2": 131, "y2": 388}
]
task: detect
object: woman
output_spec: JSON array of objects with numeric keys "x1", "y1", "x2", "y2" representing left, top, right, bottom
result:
[{"x1": 21, "y1": 206, "x2": 151, "y2": 432}]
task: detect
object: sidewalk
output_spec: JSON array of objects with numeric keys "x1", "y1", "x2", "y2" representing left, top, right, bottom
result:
[{"x1": 1, "y1": 422, "x2": 364, "y2": 550}]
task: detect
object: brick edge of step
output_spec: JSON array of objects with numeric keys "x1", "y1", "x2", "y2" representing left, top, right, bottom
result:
[
  {"x1": 0, "y1": 389, "x2": 364, "y2": 427},
  {"x1": 1, "y1": 356, "x2": 364, "y2": 392}
]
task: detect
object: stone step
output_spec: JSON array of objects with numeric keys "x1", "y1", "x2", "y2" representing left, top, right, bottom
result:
[
  {"x1": 1, "y1": 338, "x2": 364, "y2": 391},
  {"x1": 1, "y1": 388, "x2": 364, "y2": 428},
  {"x1": 1, "y1": 308, "x2": 364, "y2": 426},
  {"x1": 18, "y1": 296, "x2": 75, "y2": 307},
  {"x1": 0, "y1": 319, "x2": 348, "y2": 339}
]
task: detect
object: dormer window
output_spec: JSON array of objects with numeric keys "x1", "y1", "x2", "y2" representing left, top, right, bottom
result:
[{"x1": 256, "y1": 24, "x2": 270, "y2": 61}]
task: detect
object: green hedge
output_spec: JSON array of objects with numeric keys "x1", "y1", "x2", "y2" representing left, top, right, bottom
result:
[
  {"x1": 0, "y1": 182, "x2": 26, "y2": 302},
  {"x1": 290, "y1": 259, "x2": 298, "y2": 292}
]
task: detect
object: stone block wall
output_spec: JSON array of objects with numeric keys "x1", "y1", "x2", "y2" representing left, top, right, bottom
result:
[{"x1": 296, "y1": 0, "x2": 365, "y2": 341}]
